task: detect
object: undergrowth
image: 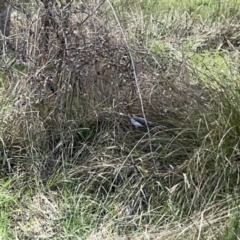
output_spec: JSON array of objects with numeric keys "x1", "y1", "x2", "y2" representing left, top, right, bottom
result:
[{"x1": 0, "y1": 0, "x2": 240, "y2": 239}]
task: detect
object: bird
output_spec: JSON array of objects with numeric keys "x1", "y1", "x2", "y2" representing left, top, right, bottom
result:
[{"x1": 128, "y1": 114, "x2": 154, "y2": 128}]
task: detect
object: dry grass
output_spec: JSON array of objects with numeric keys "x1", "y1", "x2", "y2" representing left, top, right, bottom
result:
[{"x1": 0, "y1": 0, "x2": 240, "y2": 239}]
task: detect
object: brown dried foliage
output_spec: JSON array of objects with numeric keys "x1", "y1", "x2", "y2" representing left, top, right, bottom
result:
[{"x1": 2, "y1": 0, "x2": 207, "y2": 163}]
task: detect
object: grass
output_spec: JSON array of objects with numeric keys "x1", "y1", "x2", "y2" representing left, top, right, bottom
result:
[{"x1": 0, "y1": 0, "x2": 240, "y2": 239}]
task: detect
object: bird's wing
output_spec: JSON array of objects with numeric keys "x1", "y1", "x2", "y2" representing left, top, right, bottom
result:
[{"x1": 132, "y1": 115, "x2": 154, "y2": 127}]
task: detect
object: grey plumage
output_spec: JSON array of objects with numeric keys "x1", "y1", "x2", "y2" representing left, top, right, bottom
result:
[{"x1": 128, "y1": 114, "x2": 154, "y2": 128}]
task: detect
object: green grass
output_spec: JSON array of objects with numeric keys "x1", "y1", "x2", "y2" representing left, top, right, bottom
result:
[
  {"x1": 0, "y1": 176, "x2": 27, "y2": 240},
  {"x1": 1, "y1": 0, "x2": 240, "y2": 239}
]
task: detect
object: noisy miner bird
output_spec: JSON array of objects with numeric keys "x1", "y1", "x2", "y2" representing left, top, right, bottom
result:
[{"x1": 128, "y1": 114, "x2": 154, "y2": 128}]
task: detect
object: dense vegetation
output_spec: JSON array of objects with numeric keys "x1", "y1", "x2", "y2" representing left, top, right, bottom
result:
[{"x1": 0, "y1": 0, "x2": 240, "y2": 239}]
